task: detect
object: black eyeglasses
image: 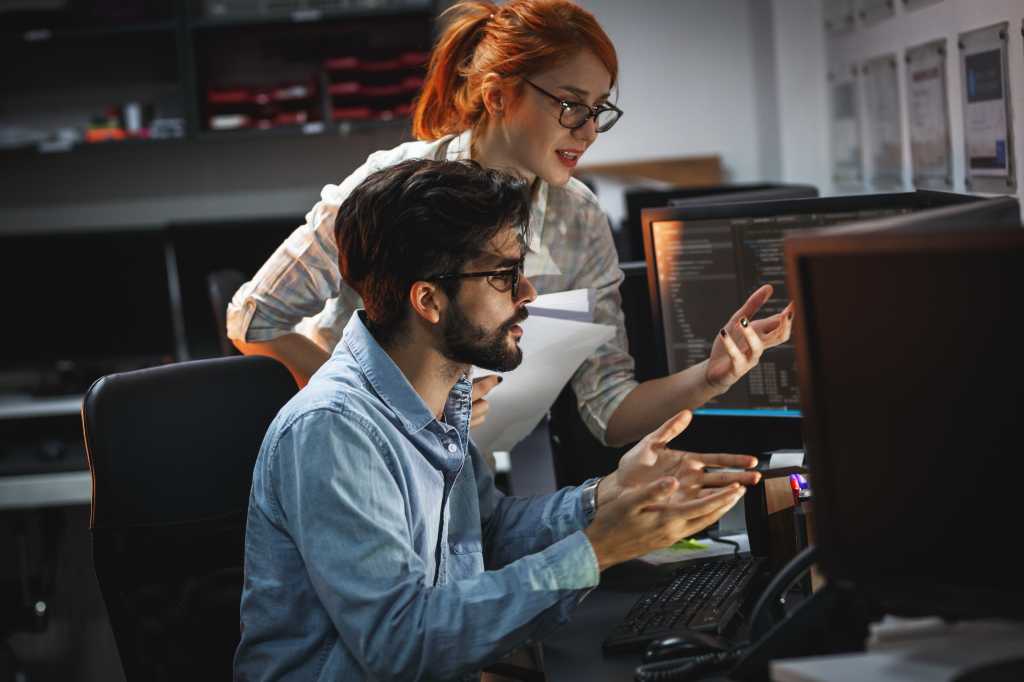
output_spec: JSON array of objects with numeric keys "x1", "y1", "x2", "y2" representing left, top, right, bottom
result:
[
  {"x1": 523, "y1": 79, "x2": 623, "y2": 133},
  {"x1": 432, "y1": 256, "x2": 525, "y2": 298}
]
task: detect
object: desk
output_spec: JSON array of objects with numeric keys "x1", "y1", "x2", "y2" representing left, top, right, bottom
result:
[
  {"x1": 0, "y1": 394, "x2": 91, "y2": 510},
  {"x1": 542, "y1": 561, "x2": 736, "y2": 682}
]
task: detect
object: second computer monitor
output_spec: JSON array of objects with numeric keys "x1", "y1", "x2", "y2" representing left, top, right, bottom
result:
[{"x1": 786, "y1": 226, "x2": 1024, "y2": 619}]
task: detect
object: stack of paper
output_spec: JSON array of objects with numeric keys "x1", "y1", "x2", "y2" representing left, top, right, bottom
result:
[{"x1": 469, "y1": 289, "x2": 615, "y2": 453}]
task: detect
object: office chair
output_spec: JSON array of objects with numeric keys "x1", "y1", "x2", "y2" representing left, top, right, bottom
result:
[
  {"x1": 81, "y1": 356, "x2": 296, "y2": 681},
  {"x1": 205, "y1": 268, "x2": 247, "y2": 356}
]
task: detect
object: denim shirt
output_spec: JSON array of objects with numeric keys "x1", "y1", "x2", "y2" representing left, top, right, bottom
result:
[{"x1": 234, "y1": 311, "x2": 600, "y2": 681}]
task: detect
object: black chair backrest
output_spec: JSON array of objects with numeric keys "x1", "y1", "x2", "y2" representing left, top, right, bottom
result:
[
  {"x1": 81, "y1": 356, "x2": 296, "y2": 681},
  {"x1": 206, "y1": 269, "x2": 247, "y2": 357}
]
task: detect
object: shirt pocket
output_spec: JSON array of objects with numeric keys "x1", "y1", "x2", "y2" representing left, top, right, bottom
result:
[{"x1": 448, "y1": 540, "x2": 484, "y2": 578}]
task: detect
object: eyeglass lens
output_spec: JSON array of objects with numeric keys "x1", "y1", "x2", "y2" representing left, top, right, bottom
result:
[{"x1": 561, "y1": 105, "x2": 620, "y2": 132}]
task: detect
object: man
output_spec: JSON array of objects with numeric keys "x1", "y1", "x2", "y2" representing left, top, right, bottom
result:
[{"x1": 234, "y1": 159, "x2": 761, "y2": 681}]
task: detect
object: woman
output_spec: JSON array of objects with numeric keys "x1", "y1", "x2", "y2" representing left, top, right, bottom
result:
[{"x1": 227, "y1": 0, "x2": 793, "y2": 447}]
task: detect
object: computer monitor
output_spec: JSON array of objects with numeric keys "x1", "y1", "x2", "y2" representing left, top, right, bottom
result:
[
  {"x1": 167, "y1": 217, "x2": 298, "y2": 359},
  {"x1": 621, "y1": 184, "x2": 819, "y2": 261},
  {"x1": 0, "y1": 229, "x2": 179, "y2": 394},
  {"x1": 785, "y1": 226, "x2": 1024, "y2": 619},
  {"x1": 639, "y1": 191, "x2": 1017, "y2": 455}
]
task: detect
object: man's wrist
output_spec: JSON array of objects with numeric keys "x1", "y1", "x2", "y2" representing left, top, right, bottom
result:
[{"x1": 596, "y1": 472, "x2": 620, "y2": 508}]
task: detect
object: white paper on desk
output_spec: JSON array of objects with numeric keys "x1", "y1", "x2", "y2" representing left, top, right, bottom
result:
[
  {"x1": 637, "y1": 533, "x2": 750, "y2": 566},
  {"x1": 470, "y1": 311, "x2": 614, "y2": 453}
]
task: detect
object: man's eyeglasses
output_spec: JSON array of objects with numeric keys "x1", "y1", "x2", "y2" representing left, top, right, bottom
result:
[
  {"x1": 523, "y1": 79, "x2": 623, "y2": 133},
  {"x1": 432, "y1": 256, "x2": 525, "y2": 299}
]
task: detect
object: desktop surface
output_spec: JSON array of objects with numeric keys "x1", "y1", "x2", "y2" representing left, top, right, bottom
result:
[{"x1": 542, "y1": 559, "x2": 761, "y2": 681}]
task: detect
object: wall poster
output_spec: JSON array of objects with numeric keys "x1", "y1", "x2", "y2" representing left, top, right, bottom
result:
[
  {"x1": 959, "y1": 23, "x2": 1016, "y2": 193},
  {"x1": 863, "y1": 54, "x2": 904, "y2": 190},
  {"x1": 857, "y1": 0, "x2": 894, "y2": 28},
  {"x1": 904, "y1": 0, "x2": 943, "y2": 11},
  {"x1": 829, "y1": 64, "x2": 864, "y2": 188},
  {"x1": 824, "y1": 0, "x2": 856, "y2": 36},
  {"x1": 906, "y1": 39, "x2": 952, "y2": 189}
]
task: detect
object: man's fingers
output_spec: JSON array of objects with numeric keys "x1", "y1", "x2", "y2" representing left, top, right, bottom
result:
[
  {"x1": 700, "y1": 470, "x2": 762, "y2": 487},
  {"x1": 645, "y1": 483, "x2": 744, "y2": 517},
  {"x1": 650, "y1": 409, "x2": 693, "y2": 445},
  {"x1": 689, "y1": 452, "x2": 759, "y2": 469},
  {"x1": 627, "y1": 477, "x2": 679, "y2": 510},
  {"x1": 472, "y1": 374, "x2": 502, "y2": 400}
]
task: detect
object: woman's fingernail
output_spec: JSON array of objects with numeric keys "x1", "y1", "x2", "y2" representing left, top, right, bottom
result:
[
  {"x1": 788, "y1": 311, "x2": 794, "y2": 320},
  {"x1": 740, "y1": 318, "x2": 749, "y2": 328},
  {"x1": 497, "y1": 376, "x2": 504, "y2": 383},
  {"x1": 720, "y1": 329, "x2": 727, "y2": 337}
]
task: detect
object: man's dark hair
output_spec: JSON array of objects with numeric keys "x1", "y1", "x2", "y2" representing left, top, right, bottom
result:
[{"x1": 335, "y1": 158, "x2": 531, "y2": 345}]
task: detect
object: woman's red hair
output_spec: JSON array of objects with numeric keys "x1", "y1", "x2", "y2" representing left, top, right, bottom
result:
[{"x1": 411, "y1": 0, "x2": 618, "y2": 141}]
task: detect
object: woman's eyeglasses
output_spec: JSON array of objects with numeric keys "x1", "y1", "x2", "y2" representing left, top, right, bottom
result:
[
  {"x1": 432, "y1": 256, "x2": 525, "y2": 298},
  {"x1": 523, "y1": 79, "x2": 623, "y2": 133}
]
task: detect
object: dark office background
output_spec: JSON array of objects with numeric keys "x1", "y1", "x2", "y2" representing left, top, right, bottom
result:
[{"x1": 1, "y1": 0, "x2": 1023, "y2": 680}]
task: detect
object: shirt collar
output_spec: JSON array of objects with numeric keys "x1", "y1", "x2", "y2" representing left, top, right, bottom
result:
[
  {"x1": 342, "y1": 311, "x2": 435, "y2": 433},
  {"x1": 341, "y1": 311, "x2": 472, "y2": 435}
]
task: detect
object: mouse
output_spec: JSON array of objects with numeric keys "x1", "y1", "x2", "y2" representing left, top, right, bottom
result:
[{"x1": 642, "y1": 630, "x2": 732, "y2": 663}]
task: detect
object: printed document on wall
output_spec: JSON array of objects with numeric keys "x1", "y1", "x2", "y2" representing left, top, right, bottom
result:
[
  {"x1": 906, "y1": 40, "x2": 951, "y2": 190},
  {"x1": 863, "y1": 54, "x2": 904, "y2": 191},
  {"x1": 959, "y1": 23, "x2": 1016, "y2": 194},
  {"x1": 829, "y1": 63, "x2": 864, "y2": 189}
]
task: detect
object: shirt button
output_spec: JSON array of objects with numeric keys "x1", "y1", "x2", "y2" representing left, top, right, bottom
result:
[{"x1": 447, "y1": 443, "x2": 458, "y2": 453}]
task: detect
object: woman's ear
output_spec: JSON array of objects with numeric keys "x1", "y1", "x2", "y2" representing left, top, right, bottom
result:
[
  {"x1": 480, "y1": 72, "x2": 507, "y2": 117},
  {"x1": 409, "y1": 280, "x2": 444, "y2": 325}
]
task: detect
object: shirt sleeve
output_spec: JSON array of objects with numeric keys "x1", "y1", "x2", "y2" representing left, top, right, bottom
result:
[
  {"x1": 269, "y1": 408, "x2": 599, "y2": 681},
  {"x1": 225, "y1": 144, "x2": 421, "y2": 351},
  {"x1": 564, "y1": 189, "x2": 639, "y2": 444},
  {"x1": 471, "y1": 442, "x2": 594, "y2": 569}
]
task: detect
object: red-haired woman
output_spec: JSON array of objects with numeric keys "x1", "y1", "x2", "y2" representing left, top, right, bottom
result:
[{"x1": 227, "y1": 0, "x2": 793, "y2": 447}]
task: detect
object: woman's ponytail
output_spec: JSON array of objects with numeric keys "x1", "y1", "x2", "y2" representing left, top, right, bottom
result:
[{"x1": 412, "y1": 1, "x2": 496, "y2": 140}]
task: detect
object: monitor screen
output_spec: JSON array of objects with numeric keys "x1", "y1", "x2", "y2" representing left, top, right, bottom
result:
[
  {"x1": 0, "y1": 229, "x2": 178, "y2": 389},
  {"x1": 640, "y1": 191, "x2": 993, "y2": 417},
  {"x1": 168, "y1": 218, "x2": 299, "y2": 359},
  {"x1": 786, "y1": 227, "x2": 1024, "y2": 619},
  {"x1": 621, "y1": 184, "x2": 818, "y2": 261}
]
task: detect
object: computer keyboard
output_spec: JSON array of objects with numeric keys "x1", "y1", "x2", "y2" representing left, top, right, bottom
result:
[{"x1": 602, "y1": 555, "x2": 765, "y2": 654}]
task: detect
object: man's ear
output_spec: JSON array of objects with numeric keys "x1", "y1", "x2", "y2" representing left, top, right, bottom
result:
[{"x1": 409, "y1": 280, "x2": 445, "y2": 325}]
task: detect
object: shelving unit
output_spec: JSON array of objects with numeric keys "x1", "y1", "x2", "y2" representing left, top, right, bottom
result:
[{"x1": 0, "y1": 0, "x2": 436, "y2": 154}]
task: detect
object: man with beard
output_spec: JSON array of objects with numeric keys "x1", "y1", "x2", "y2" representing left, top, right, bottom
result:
[{"x1": 234, "y1": 159, "x2": 761, "y2": 681}]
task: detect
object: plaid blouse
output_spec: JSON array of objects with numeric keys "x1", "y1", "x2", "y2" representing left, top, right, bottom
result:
[{"x1": 226, "y1": 130, "x2": 636, "y2": 444}]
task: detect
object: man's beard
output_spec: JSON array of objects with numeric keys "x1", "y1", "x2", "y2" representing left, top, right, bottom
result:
[{"x1": 440, "y1": 300, "x2": 529, "y2": 372}]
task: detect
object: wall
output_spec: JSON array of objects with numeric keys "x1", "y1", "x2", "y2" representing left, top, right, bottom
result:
[
  {"x1": 0, "y1": 1, "x2": 785, "y2": 233},
  {"x1": 579, "y1": 0, "x2": 782, "y2": 183},
  {"x1": 774, "y1": 0, "x2": 1024, "y2": 198}
]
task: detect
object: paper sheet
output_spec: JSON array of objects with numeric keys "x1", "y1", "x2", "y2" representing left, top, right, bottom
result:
[{"x1": 470, "y1": 309, "x2": 614, "y2": 453}]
